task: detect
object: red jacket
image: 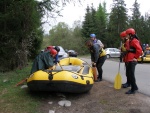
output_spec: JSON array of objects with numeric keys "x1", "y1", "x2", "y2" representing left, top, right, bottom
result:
[{"x1": 126, "y1": 38, "x2": 142, "y2": 62}]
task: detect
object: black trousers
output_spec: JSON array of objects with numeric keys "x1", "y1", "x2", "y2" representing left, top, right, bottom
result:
[
  {"x1": 125, "y1": 62, "x2": 131, "y2": 84},
  {"x1": 96, "y1": 55, "x2": 107, "y2": 79},
  {"x1": 126, "y1": 61, "x2": 138, "y2": 91}
]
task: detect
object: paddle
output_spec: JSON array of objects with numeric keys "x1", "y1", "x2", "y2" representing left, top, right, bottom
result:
[
  {"x1": 58, "y1": 62, "x2": 64, "y2": 70},
  {"x1": 15, "y1": 77, "x2": 28, "y2": 87},
  {"x1": 92, "y1": 66, "x2": 98, "y2": 81},
  {"x1": 114, "y1": 61, "x2": 122, "y2": 89}
]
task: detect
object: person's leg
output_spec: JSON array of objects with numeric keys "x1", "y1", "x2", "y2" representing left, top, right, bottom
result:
[
  {"x1": 120, "y1": 55, "x2": 122, "y2": 62},
  {"x1": 126, "y1": 62, "x2": 131, "y2": 85},
  {"x1": 130, "y1": 61, "x2": 138, "y2": 91},
  {"x1": 96, "y1": 56, "x2": 106, "y2": 81},
  {"x1": 125, "y1": 61, "x2": 138, "y2": 94},
  {"x1": 122, "y1": 62, "x2": 131, "y2": 88}
]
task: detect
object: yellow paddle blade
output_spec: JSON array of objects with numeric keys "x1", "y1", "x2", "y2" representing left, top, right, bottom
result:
[{"x1": 114, "y1": 73, "x2": 122, "y2": 89}]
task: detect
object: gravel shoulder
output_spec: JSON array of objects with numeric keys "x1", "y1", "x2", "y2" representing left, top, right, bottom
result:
[{"x1": 38, "y1": 80, "x2": 150, "y2": 113}]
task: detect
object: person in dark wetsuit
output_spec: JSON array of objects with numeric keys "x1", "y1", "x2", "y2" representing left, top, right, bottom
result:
[
  {"x1": 30, "y1": 49, "x2": 57, "y2": 74},
  {"x1": 44, "y1": 46, "x2": 60, "y2": 64},
  {"x1": 85, "y1": 39, "x2": 106, "y2": 82}
]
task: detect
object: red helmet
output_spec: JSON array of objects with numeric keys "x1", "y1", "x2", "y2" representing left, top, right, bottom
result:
[
  {"x1": 45, "y1": 46, "x2": 53, "y2": 51},
  {"x1": 50, "y1": 49, "x2": 57, "y2": 56},
  {"x1": 126, "y1": 28, "x2": 135, "y2": 35},
  {"x1": 120, "y1": 31, "x2": 127, "y2": 38}
]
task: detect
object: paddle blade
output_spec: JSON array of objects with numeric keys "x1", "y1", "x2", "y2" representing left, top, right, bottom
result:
[
  {"x1": 114, "y1": 73, "x2": 122, "y2": 89},
  {"x1": 92, "y1": 67, "x2": 98, "y2": 80}
]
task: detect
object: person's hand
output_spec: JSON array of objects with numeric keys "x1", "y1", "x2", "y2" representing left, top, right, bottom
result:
[
  {"x1": 92, "y1": 62, "x2": 96, "y2": 67},
  {"x1": 55, "y1": 63, "x2": 59, "y2": 66},
  {"x1": 48, "y1": 66, "x2": 55, "y2": 70},
  {"x1": 133, "y1": 58, "x2": 137, "y2": 61}
]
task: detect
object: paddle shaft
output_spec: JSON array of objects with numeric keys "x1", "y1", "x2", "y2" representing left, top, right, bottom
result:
[
  {"x1": 15, "y1": 78, "x2": 28, "y2": 87},
  {"x1": 58, "y1": 62, "x2": 64, "y2": 70},
  {"x1": 118, "y1": 61, "x2": 121, "y2": 73}
]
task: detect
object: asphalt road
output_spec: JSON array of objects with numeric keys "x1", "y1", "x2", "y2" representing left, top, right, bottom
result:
[{"x1": 80, "y1": 57, "x2": 150, "y2": 96}]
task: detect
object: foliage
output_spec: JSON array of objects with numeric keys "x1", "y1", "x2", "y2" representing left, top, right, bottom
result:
[
  {"x1": 107, "y1": 0, "x2": 128, "y2": 47},
  {"x1": 0, "y1": 0, "x2": 43, "y2": 71},
  {"x1": 49, "y1": 22, "x2": 71, "y2": 49},
  {"x1": 71, "y1": 21, "x2": 88, "y2": 54},
  {"x1": 47, "y1": 0, "x2": 150, "y2": 55},
  {"x1": 95, "y1": 2, "x2": 108, "y2": 47},
  {"x1": 1, "y1": 0, "x2": 150, "y2": 72},
  {"x1": 81, "y1": 5, "x2": 96, "y2": 38},
  {"x1": 81, "y1": 0, "x2": 129, "y2": 48},
  {"x1": 48, "y1": 21, "x2": 88, "y2": 55},
  {"x1": 129, "y1": 0, "x2": 141, "y2": 31},
  {"x1": 0, "y1": 0, "x2": 82, "y2": 72},
  {"x1": 143, "y1": 15, "x2": 150, "y2": 44}
]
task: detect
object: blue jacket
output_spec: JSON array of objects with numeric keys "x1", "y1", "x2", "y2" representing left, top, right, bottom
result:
[{"x1": 54, "y1": 54, "x2": 59, "y2": 64}]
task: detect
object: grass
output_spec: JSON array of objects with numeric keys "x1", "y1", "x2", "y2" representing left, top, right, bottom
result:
[
  {"x1": 0, "y1": 56, "x2": 89, "y2": 113},
  {"x1": 0, "y1": 54, "x2": 91, "y2": 111},
  {"x1": 0, "y1": 63, "x2": 42, "y2": 113},
  {"x1": 0, "y1": 55, "x2": 91, "y2": 113}
]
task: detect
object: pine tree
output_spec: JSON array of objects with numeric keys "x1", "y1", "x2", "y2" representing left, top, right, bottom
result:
[
  {"x1": 95, "y1": 2, "x2": 108, "y2": 46},
  {"x1": 129, "y1": 0, "x2": 141, "y2": 32},
  {"x1": 107, "y1": 0, "x2": 128, "y2": 47},
  {"x1": 81, "y1": 5, "x2": 96, "y2": 38}
]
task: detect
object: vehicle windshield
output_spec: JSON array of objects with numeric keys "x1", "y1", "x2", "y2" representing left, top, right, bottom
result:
[{"x1": 59, "y1": 46, "x2": 65, "y2": 52}]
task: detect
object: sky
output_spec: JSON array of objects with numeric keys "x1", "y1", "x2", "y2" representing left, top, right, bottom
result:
[{"x1": 42, "y1": 0, "x2": 150, "y2": 34}]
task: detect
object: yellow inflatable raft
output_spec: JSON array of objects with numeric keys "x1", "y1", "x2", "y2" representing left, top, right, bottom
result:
[
  {"x1": 138, "y1": 54, "x2": 150, "y2": 63},
  {"x1": 27, "y1": 57, "x2": 94, "y2": 93}
]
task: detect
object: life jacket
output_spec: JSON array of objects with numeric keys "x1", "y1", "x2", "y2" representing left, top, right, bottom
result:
[
  {"x1": 99, "y1": 48, "x2": 106, "y2": 57},
  {"x1": 121, "y1": 39, "x2": 129, "y2": 62},
  {"x1": 121, "y1": 43, "x2": 126, "y2": 52}
]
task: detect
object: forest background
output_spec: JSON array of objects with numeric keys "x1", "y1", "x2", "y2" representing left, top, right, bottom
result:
[{"x1": 0, "y1": 0, "x2": 150, "y2": 72}]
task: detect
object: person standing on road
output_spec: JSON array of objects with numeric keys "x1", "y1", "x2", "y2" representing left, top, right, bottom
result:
[
  {"x1": 30, "y1": 49, "x2": 57, "y2": 74},
  {"x1": 120, "y1": 31, "x2": 131, "y2": 88},
  {"x1": 90, "y1": 34, "x2": 106, "y2": 81},
  {"x1": 85, "y1": 39, "x2": 106, "y2": 82},
  {"x1": 90, "y1": 33, "x2": 104, "y2": 49},
  {"x1": 125, "y1": 28, "x2": 142, "y2": 94}
]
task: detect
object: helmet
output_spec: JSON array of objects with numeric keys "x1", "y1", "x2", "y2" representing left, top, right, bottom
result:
[
  {"x1": 90, "y1": 34, "x2": 96, "y2": 38},
  {"x1": 45, "y1": 46, "x2": 53, "y2": 51},
  {"x1": 126, "y1": 28, "x2": 135, "y2": 35},
  {"x1": 120, "y1": 31, "x2": 127, "y2": 38},
  {"x1": 50, "y1": 49, "x2": 57, "y2": 56},
  {"x1": 54, "y1": 46, "x2": 60, "y2": 52}
]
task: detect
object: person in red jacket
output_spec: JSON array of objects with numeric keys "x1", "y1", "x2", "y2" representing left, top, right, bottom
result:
[
  {"x1": 125, "y1": 28, "x2": 142, "y2": 94},
  {"x1": 120, "y1": 31, "x2": 131, "y2": 88}
]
